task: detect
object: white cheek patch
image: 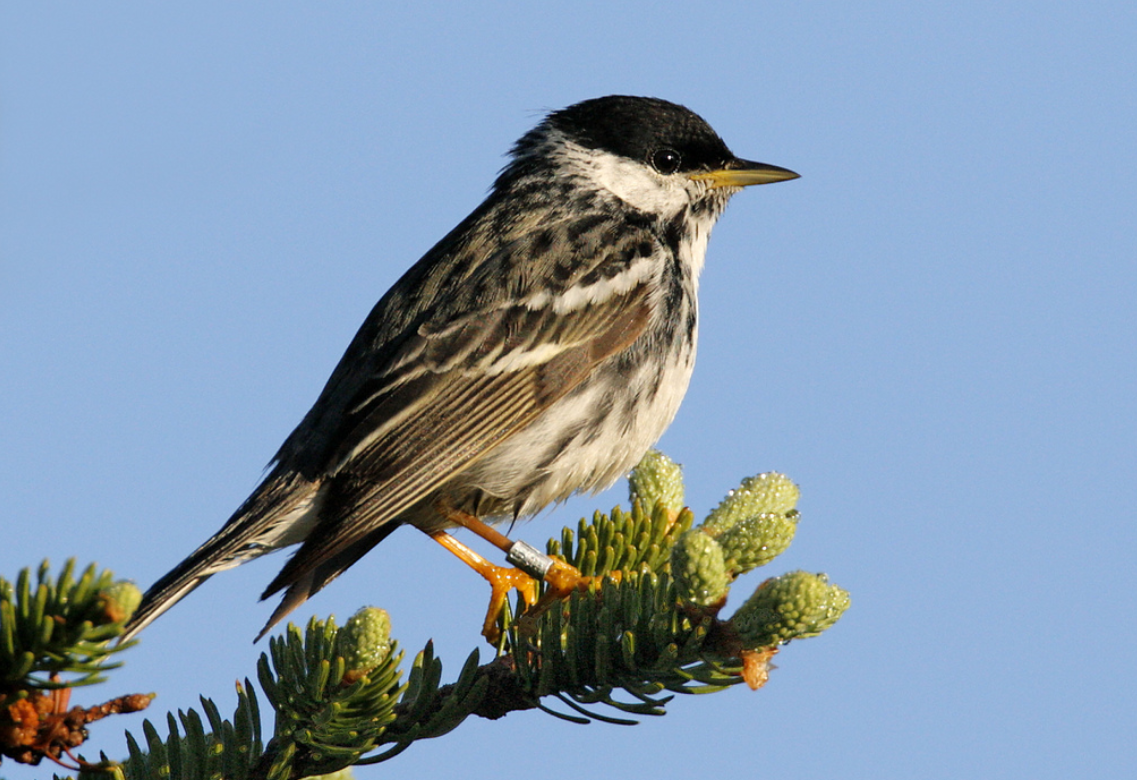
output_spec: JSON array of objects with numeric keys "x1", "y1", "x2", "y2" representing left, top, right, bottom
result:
[
  {"x1": 550, "y1": 135, "x2": 694, "y2": 217},
  {"x1": 587, "y1": 154, "x2": 690, "y2": 215}
]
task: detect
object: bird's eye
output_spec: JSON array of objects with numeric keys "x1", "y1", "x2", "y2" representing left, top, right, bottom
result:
[{"x1": 650, "y1": 148, "x2": 682, "y2": 175}]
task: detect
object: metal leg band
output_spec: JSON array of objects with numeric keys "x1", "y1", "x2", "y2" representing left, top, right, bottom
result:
[{"x1": 506, "y1": 540, "x2": 554, "y2": 579}]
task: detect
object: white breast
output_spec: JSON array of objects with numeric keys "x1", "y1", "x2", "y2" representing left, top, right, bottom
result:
[{"x1": 468, "y1": 223, "x2": 711, "y2": 518}]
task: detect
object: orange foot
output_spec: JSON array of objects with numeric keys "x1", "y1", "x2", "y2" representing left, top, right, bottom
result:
[
  {"x1": 430, "y1": 531, "x2": 540, "y2": 642},
  {"x1": 512, "y1": 549, "x2": 599, "y2": 629},
  {"x1": 430, "y1": 531, "x2": 598, "y2": 643}
]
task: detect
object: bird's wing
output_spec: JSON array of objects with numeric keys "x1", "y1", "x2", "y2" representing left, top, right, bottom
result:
[{"x1": 257, "y1": 219, "x2": 664, "y2": 621}]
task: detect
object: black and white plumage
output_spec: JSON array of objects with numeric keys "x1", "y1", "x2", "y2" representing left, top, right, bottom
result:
[{"x1": 120, "y1": 95, "x2": 798, "y2": 642}]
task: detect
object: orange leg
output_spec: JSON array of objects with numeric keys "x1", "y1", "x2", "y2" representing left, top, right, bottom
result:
[
  {"x1": 430, "y1": 504, "x2": 591, "y2": 641},
  {"x1": 428, "y1": 530, "x2": 539, "y2": 642},
  {"x1": 435, "y1": 503, "x2": 519, "y2": 554}
]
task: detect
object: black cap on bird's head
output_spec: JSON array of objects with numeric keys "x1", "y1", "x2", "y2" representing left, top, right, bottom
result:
[
  {"x1": 507, "y1": 95, "x2": 799, "y2": 189},
  {"x1": 547, "y1": 96, "x2": 732, "y2": 173}
]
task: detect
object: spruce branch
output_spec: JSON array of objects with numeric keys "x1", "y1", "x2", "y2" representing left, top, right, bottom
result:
[
  {"x1": 0, "y1": 561, "x2": 151, "y2": 769},
  {"x1": 2, "y1": 451, "x2": 849, "y2": 778}
]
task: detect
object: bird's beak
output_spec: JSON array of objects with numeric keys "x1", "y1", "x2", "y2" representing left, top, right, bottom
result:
[{"x1": 690, "y1": 159, "x2": 800, "y2": 189}]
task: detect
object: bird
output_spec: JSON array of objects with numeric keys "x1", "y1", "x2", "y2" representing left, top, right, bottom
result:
[{"x1": 119, "y1": 95, "x2": 799, "y2": 644}]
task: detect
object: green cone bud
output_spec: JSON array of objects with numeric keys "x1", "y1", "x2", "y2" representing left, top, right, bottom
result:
[
  {"x1": 335, "y1": 607, "x2": 392, "y2": 678},
  {"x1": 670, "y1": 529, "x2": 729, "y2": 607},
  {"x1": 97, "y1": 581, "x2": 143, "y2": 625},
  {"x1": 703, "y1": 473, "x2": 799, "y2": 536},
  {"x1": 731, "y1": 571, "x2": 850, "y2": 648},
  {"x1": 628, "y1": 450, "x2": 685, "y2": 513},
  {"x1": 717, "y1": 511, "x2": 798, "y2": 574},
  {"x1": 78, "y1": 762, "x2": 127, "y2": 780},
  {"x1": 301, "y1": 770, "x2": 355, "y2": 780}
]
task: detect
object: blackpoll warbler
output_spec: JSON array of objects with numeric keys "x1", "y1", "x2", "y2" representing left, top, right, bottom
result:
[{"x1": 121, "y1": 96, "x2": 798, "y2": 642}]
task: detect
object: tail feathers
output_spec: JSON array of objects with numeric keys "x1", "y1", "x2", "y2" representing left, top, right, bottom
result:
[
  {"x1": 118, "y1": 543, "x2": 246, "y2": 643},
  {"x1": 254, "y1": 521, "x2": 402, "y2": 641},
  {"x1": 255, "y1": 571, "x2": 317, "y2": 642},
  {"x1": 119, "y1": 472, "x2": 321, "y2": 643}
]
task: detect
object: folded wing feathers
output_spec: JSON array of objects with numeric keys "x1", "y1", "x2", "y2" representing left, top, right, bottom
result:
[{"x1": 256, "y1": 280, "x2": 654, "y2": 622}]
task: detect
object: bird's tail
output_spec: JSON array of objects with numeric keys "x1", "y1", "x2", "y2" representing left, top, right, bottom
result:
[
  {"x1": 253, "y1": 520, "x2": 402, "y2": 641},
  {"x1": 119, "y1": 472, "x2": 321, "y2": 643},
  {"x1": 118, "y1": 534, "x2": 251, "y2": 643}
]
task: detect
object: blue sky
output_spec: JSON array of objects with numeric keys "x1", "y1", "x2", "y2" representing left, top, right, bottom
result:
[{"x1": 3, "y1": 2, "x2": 1135, "y2": 778}]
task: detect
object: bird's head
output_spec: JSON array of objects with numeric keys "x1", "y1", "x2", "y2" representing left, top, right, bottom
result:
[{"x1": 502, "y1": 95, "x2": 798, "y2": 219}]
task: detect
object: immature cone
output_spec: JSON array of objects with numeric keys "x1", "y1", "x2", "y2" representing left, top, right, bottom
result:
[
  {"x1": 670, "y1": 530, "x2": 730, "y2": 607},
  {"x1": 297, "y1": 770, "x2": 353, "y2": 780},
  {"x1": 77, "y1": 761, "x2": 128, "y2": 780},
  {"x1": 716, "y1": 511, "x2": 798, "y2": 573},
  {"x1": 628, "y1": 450, "x2": 685, "y2": 514},
  {"x1": 97, "y1": 581, "x2": 144, "y2": 625},
  {"x1": 335, "y1": 607, "x2": 392, "y2": 679},
  {"x1": 703, "y1": 473, "x2": 799, "y2": 535},
  {"x1": 730, "y1": 571, "x2": 850, "y2": 649}
]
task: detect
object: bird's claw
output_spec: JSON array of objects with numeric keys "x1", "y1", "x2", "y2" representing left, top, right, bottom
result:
[{"x1": 480, "y1": 564, "x2": 540, "y2": 644}]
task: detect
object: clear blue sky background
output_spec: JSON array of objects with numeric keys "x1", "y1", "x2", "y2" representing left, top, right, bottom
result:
[{"x1": 3, "y1": 3, "x2": 1135, "y2": 778}]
